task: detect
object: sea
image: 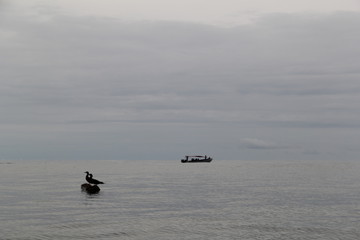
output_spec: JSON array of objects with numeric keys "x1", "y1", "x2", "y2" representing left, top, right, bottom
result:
[{"x1": 1, "y1": 159, "x2": 360, "y2": 240}]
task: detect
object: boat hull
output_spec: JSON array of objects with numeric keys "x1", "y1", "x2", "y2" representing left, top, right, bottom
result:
[{"x1": 181, "y1": 158, "x2": 212, "y2": 163}]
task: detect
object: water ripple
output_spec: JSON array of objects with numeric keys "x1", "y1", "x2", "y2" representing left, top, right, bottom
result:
[{"x1": 1, "y1": 160, "x2": 360, "y2": 239}]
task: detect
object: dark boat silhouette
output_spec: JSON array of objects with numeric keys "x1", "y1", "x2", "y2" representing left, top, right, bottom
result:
[{"x1": 181, "y1": 155, "x2": 213, "y2": 163}]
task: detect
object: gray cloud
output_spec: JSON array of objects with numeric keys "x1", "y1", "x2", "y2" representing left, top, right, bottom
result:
[
  {"x1": 1, "y1": 8, "x2": 360, "y2": 160},
  {"x1": 239, "y1": 138, "x2": 288, "y2": 150}
]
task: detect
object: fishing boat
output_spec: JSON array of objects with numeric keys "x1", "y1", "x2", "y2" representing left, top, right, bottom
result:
[{"x1": 181, "y1": 155, "x2": 213, "y2": 163}]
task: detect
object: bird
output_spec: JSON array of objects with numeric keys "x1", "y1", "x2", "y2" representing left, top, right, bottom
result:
[
  {"x1": 89, "y1": 174, "x2": 104, "y2": 185},
  {"x1": 84, "y1": 171, "x2": 92, "y2": 183},
  {"x1": 84, "y1": 171, "x2": 104, "y2": 185}
]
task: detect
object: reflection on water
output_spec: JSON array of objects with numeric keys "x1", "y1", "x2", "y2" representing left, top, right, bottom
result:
[{"x1": 0, "y1": 160, "x2": 360, "y2": 239}]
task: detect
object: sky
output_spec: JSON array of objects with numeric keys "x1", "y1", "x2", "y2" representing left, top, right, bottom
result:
[{"x1": 1, "y1": 0, "x2": 360, "y2": 160}]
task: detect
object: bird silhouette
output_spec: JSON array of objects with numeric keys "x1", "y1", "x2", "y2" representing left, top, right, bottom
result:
[
  {"x1": 84, "y1": 171, "x2": 104, "y2": 185},
  {"x1": 84, "y1": 171, "x2": 92, "y2": 183},
  {"x1": 89, "y1": 173, "x2": 104, "y2": 185}
]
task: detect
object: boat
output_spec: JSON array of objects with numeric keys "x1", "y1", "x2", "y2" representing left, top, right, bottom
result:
[{"x1": 181, "y1": 155, "x2": 212, "y2": 163}]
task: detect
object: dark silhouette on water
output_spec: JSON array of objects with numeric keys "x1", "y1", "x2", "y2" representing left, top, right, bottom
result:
[
  {"x1": 89, "y1": 173, "x2": 104, "y2": 185},
  {"x1": 181, "y1": 155, "x2": 213, "y2": 163},
  {"x1": 82, "y1": 171, "x2": 104, "y2": 194},
  {"x1": 84, "y1": 171, "x2": 92, "y2": 183},
  {"x1": 81, "y1": 183, "x2": 100, "y2": 194},
  {"x1": 84, "y1": 171, "x2": 104, "y2": 185}
]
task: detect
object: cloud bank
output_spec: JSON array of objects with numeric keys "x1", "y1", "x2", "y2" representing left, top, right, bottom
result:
[{"x1": 1, "y1": 6, "x2": 360, "y2": 160}]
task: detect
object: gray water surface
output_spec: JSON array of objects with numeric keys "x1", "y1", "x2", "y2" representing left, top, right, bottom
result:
[{"x1": 0, "y1": 160, "x2": 359, "y2": 239}]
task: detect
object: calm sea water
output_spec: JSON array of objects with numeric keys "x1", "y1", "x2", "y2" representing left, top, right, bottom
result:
[{"x1": 1, "y1": 159, "x2": 360, "y2": 240}]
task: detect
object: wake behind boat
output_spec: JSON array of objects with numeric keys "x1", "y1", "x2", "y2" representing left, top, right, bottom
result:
[{"x1": 181, "y1": 155, "x2": 213, "y2": 163}]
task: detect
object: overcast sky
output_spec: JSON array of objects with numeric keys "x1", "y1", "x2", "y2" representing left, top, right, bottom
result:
[{"x1": 1, "y1": 0, "x2": 360, "y2": 160}]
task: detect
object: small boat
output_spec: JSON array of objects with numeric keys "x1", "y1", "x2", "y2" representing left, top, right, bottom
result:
[{"x1": 181, "y1": 155, "x2": 213, "y2": 163}]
